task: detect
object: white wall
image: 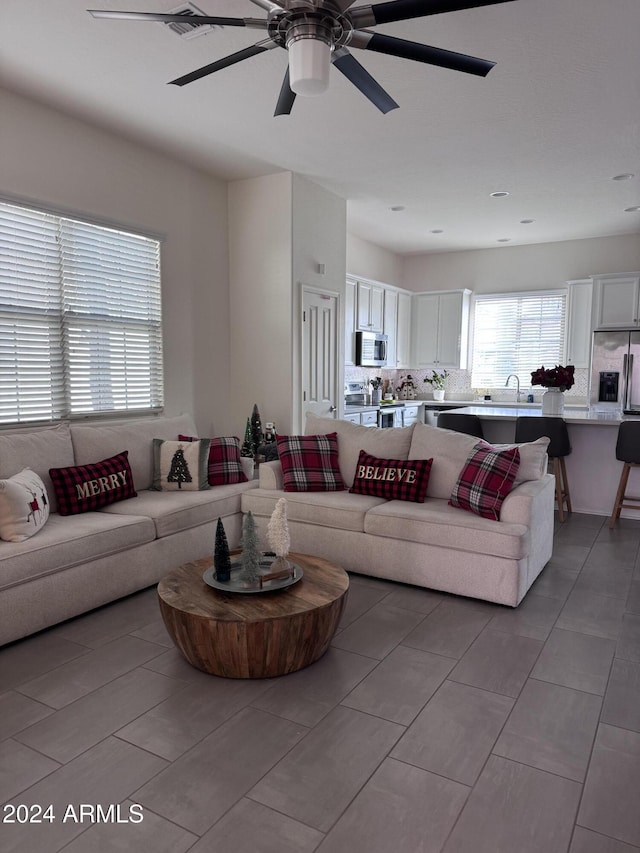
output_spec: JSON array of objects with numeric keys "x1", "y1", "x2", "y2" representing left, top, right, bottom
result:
[
  {"x1": 228, "y1": 172, "x2": 347, "y2": 434},
  {"x1": 347, "y1": 233, "x2": 403, "y2": 287},
  {"x1": 402, "y1": 233, "x2": 640, "y2": 294},
  {"x1": 0, "y1": 86, "x2": 231, "y2": 435}
]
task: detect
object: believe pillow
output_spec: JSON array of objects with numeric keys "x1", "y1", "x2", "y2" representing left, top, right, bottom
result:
[
  {"x1": 151, "y1": 438, "x2": 210, "y2": 491},
  {"x1": 178, "y1": 434, "x2": 247, "y2": 486},
  {"x1": 49, "y1": 451, "x2": 136, "y2": 516},
  {"x1": 350, "y1": 451, "x2": 433, "y2": 503},
  {"x1": 0, "y1": 468, "x2": 50, "y2": 541},
  {"x1": 276, "y1": 433, "x2": 345, "y2": 492},
  {"x1": 449, "y1": 442, "x2": 520, "y2": 521}
]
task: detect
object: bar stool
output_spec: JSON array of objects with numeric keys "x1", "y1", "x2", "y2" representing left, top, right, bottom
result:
[
  {"x1": 515, "y1": 416, "x2": 572, "y2": 522},
  {"x1": 609, "y1": 421, "x2": 640, "y2": 528},
  {"x1": 436, "y1": 413, "x2": 484, "y2": 439}
]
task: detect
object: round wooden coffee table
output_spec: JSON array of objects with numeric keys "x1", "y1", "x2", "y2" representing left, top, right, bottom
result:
[{"x1": 157, "y1": 552, "x2": 349, "y2": 678}]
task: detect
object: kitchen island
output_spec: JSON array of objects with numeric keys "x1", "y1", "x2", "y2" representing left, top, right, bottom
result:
[{"x1": 442, "y1": 405, "x2": 640, "y2": 518}]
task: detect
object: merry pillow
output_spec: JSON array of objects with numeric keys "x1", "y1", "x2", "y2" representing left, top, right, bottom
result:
[
  {"x1": 350, "y1": 451, "x2": 433, "y2": 503},
  {"x1": 49, "y1": 451, "x2": 136, "y2": 515}
]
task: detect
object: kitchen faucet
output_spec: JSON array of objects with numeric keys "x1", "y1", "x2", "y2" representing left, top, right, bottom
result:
[{"x1": 505, "y1": 374, "x2": 521, "y2": 402}]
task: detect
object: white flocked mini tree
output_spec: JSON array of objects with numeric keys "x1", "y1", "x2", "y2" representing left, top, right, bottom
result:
[{"x1": 267, "y1": 498, "x2": 290, "y2": 569}]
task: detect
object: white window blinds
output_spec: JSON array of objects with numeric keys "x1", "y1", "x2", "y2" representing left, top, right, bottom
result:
[
  {"x1": 0, "y1": 201, "x2": 163, "y2": 424},
  {"x1": 471, "y1": 291, "x2": 566, "y2": 389}
]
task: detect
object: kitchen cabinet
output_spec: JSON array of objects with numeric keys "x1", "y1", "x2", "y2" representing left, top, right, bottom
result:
[
  {"x1": 396, "y1": 292, "x2": 412, "y2": 368},
  {"x1": 361, "y1": 410, "x2": 379, "y2": 426},
  {"x1": 592, "y1": 272, "x2": 640, "y2": 329},
  {"x1": 356, "y1": 280, "x2": 384, "y2": 332},
  {"x1": 413, "y1": 290, "x2": 471, "y2": 370},
  {"x1": 344, "y1": 278, "x2": 357, "y2": 366},
  {"x1": 342, "y1": 412, "x2": 361, "y2": 424},
  {"x1": 402, "y1": 402, "x2": 422, "y2": 427},
  {"x1": 383, "y1": 288, "x2": 398, "y2": 367},
  {"x1": 565, "y1": 279, "x2": 593, "y2": 368}
]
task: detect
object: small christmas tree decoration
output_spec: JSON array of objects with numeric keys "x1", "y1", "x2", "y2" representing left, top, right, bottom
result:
[
  {"x1": 267, "y1": 498, "x2": 290, "y2": 571},
  {"x1": 250, "y1": 403, "x2": 263, "y2": 460},
  {"x1": 167, "y1": 446, "x2": 192, "y2": 489},
  {"x1": 240, "y1": 417, "x2": 253, "y2": 458},
  {"x1": 240, "y1": 511, "x2": 261, "y2": 585},
  {"x1": 213, "y1": 518, "x2": 231, "y2": 582}
]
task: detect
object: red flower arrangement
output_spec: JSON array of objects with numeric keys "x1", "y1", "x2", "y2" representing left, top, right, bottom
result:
[{"x1": 530, "y1": 364, "x2": 575, "y2": 391}]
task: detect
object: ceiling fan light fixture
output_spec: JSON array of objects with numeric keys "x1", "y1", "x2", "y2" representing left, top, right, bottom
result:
[{"x1": 287, "y1": 32, "x2": 331, "y2": 97}]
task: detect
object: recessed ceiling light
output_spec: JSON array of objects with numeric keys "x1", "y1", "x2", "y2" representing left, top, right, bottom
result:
[
  {"x1": 624, "y1": 206, "x2": 640, "y2": 212},
  {"x1": 389, "y1": 205, "x2": 405, "y2": 212},
  {"x1": 430, "y1": 229, "x2": 444, "y2": 234},
  {"x1": 612, "y1": 173, "x2": 635, "y2": 181},
  {"x1": 520, "y1": 219, "x2": 535, "y2": 224},
  {"x1": 497, "y1": 238, "x2": 511, "y2": 242},
  {"x1": 490, "y1": 191, "x2": 510, "y2": 198}
]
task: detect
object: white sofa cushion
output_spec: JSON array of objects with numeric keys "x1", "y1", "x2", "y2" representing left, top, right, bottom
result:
[
  {"x1": 0, "y1": 424, "x2": 75, "y2": 513},
  {"x1": 100, "y1": 480, "x2": 258, "y2": 539},
  {"x1": 0, "y1": 512, "x2": 155, "y2": 591},
  {"x1": 364, "y1": 498, "x2": 529, "y2": 560},
  {"x1": 242, "y1": 487, "x2": 387, "y2": 533},
  {"x1": 408, "y1": 423, "x2": 549, "y2": 500},
  {"x1": 70, "y1": 414, "x2": 197, "y2": 491},
  {"x1": 305, "y1": 414, "x2": 415, "y2": 488}
]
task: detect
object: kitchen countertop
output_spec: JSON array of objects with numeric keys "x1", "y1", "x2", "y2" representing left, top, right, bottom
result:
[
  {"x1": 344, "y1": 401, "x2": 423, "y2": 414},
  {"x1": 448, "y1": 405, "x2": 640, "y2": 426}
]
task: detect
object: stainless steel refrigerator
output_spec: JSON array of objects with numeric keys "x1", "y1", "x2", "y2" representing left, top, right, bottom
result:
[{"x1": 590, "y1": 330, "x2": 640, "y2": 413}]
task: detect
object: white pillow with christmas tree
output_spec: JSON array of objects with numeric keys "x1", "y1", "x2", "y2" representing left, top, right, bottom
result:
[{"x1": 151, "y1": 439, "x2": 211, "y2": 491}]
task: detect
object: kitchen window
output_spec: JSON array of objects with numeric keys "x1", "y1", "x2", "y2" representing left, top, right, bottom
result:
[
  {"x1": 470, "y1": 290, "x2": 567, "y2": 389},
  {"x1": 0, "y1": 200, "x2": 163, "y2": 425}
]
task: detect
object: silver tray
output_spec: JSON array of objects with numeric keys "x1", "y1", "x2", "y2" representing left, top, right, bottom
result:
[{"x1": 203, "y1": 557, "x2": 303, "y2": 595}]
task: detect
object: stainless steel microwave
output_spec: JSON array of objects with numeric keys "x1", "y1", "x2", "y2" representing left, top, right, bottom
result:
[{"x1": 355, "y1": 331, "x2": 387, "y2": 367}]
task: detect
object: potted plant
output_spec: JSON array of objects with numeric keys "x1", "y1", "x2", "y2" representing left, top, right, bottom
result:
[
  {"x1": 530, "y1": 364, "x2": 575, "y2": 415},
  {"x1": 423, "y1": 369, "x2": 449, "y2": 401}
]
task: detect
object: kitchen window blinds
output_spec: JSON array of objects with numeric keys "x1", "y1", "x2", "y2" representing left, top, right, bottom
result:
[
  {"x1": 471, "y1": 290, "x2": 566, "y2": 389},
  {"x1": 0, "y1": 200, "x2": 163, "y2": 425}
]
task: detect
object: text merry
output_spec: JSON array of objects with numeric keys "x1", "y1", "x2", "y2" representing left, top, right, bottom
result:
[{"x1": 76, "y1": 470, "x2": 127, "y2": 500}]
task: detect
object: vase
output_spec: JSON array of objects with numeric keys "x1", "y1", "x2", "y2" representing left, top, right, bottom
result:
[
  {"x1": 433, "y1": 389, "x2": 445, "y2": 402},
  {"x1": 541, "y1": 388, "x2": 564, "y2": 416}
]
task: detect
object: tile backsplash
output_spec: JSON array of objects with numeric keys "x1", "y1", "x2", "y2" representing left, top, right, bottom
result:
[{"x1": 345, "y1": 366, "x2": 589, "y2": 404}]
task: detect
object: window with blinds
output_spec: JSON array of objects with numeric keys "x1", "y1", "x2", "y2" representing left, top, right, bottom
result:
[
  {"x1": 0, "y1": 201, "x2": 163, "y2": 425},
  {"x1": 471, "y1": 291, "x2": 567, "y2": 389}
]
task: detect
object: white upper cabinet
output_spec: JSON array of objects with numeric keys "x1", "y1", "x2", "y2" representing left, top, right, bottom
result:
[
  {"x1": 356, "y1": 280, "x2": 384, "y2": 332},
  {"x1": 344, "y1": 278, "x2": 357, "y2": 366},
  {"x1": 396, "y1": 292, "x2": 412, "y2": 369},
  {"x1": 383, "y1": 288, "x2": 398, "y2": 367},
  {"x1": 413, "y1": 290, "x2": 471, "y2": 369},
  {"x1": 565, "y1": 279, "x2": 593, "y2": 368},
  {"x1": 592, "y1": 273, "x2": 640, "y2": 328}
]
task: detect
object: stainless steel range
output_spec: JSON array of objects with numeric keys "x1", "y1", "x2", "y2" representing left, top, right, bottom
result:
[{"x1": 377, "y1": 402, "x2": 405, "y2": 428}]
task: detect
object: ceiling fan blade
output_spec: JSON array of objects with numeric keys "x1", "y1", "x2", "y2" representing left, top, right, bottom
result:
[
  {"x1": 88, "y1": 10, "x2": 267, "y2": 29},
  {"x1": 349, "y1": 0, "x2": 515, "y2": 27},
  {"x1": 332, "y1": 48, "x2": 399, "y2": 114},
  {"x1": 274, "y1": 68, "x2": 297, "y2": 116},
  {"x1": 351, "y1": 30, "x2": 495, "y2": 76},
  {"x1": 169, "y1": 43, "x2": 272, "y2": 87}
]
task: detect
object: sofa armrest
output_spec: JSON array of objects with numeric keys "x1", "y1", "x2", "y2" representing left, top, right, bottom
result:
[
  {"x1": 259, "y1": 460, "x2": 284, "y2": 490},
  {"x1": 240, "y1": 456, "x2": 255, "y2": 481},
  {"x1": 500, "y1": 473, "x2": 555, "y2": 526}
]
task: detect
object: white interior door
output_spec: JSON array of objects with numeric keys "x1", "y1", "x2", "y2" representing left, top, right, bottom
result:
[{"x1": 302, "y1": 287, "x2": 339, "y2": 425}]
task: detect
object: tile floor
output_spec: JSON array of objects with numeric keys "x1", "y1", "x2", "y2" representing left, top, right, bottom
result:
[{"x1": 2, "y1": 512, "x2": 640, "y2": 853}]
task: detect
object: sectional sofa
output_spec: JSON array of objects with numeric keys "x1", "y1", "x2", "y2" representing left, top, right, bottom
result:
[
  {"x1": 241, "y1": 414, "x2": 556, "y2": 607},
  {"x1": 0, "y1": 414, "x2": 257, "y2": 646}
]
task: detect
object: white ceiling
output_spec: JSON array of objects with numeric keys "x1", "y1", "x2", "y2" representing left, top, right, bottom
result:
[{"x1": 1, "y1": 0, "x2": 639, "y2": 255}]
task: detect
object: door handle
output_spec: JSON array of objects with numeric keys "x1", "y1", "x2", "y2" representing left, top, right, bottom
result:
[
  {"x1": 628, "y1": 354, "x2": 634, "y2": 410},
  {"x1": 329, "y1": 405, "x2": 337, "y2": 412}
]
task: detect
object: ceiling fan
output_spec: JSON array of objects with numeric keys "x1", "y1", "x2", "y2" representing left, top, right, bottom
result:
[{"x1": 89, "y1": 0, "x2": 517, "y2": 116}]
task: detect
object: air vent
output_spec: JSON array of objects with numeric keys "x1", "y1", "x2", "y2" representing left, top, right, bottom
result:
[{"x1": 161, "y1": 3, "x2": 219, "y2": 39}]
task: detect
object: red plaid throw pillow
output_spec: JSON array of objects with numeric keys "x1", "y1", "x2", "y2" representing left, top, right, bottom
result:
[
  {"x1": 49, "y1": 451, "x2": 136, "y2": 515},
  {"x1": 449, "y1": 442, "x2": 520, "y2": 520},
  {"x1": 350, "y1": 451, "x2": 433, "y2": 503},
  {"x1": 178, "y1": 435, "x2": 248, "y2": 486},
  {"x1": 276, "y1": 433, "x2": 345, "y2": 492}
]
